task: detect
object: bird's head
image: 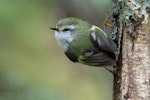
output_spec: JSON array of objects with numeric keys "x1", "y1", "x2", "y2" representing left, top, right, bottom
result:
[{"x1": 50, "y1": 17, "x2": 91, "y2": 51}]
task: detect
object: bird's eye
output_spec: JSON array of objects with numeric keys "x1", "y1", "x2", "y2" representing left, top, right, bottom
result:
[{"x1": 62, "y1": 28, "x2": 70, "y2": 32}]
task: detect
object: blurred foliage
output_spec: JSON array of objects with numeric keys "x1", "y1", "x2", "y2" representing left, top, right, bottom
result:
[{"x1": 0, "y1": 0, "x2": 113, "y2": 100}]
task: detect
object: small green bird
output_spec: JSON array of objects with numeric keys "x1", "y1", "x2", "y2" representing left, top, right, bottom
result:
[{"x1": 50, "y1": 17, "x2": 116, "y2": 68}]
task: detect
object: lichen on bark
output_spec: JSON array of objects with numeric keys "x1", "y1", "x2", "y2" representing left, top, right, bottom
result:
[{"x1": 110, "y1": 0, "x2": 150, "y2": 100}]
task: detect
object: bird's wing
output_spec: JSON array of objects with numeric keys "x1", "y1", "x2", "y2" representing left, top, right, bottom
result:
[
  {"x1": 89, "y1": 25, "x2": 116, "y2": 53},
  {"x1": 78, "y1": 25, "x2": 116, "y2": 67}
]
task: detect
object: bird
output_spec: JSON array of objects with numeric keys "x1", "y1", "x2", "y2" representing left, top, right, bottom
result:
[{"x1": 50, "y1": 17, "x2": 116, "y2": 70}]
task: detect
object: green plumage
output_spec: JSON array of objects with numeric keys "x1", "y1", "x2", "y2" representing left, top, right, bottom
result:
[{"x1": 53, "y1": 17, "x2": 116, "y2": 67}]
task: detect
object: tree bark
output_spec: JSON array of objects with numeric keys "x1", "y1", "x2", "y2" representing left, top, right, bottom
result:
[{"x1": 111, "y1": 0, "x2": 150, "y2": 100}]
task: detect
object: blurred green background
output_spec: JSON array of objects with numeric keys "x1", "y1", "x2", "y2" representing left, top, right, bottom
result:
[{"x1": 0, "y1": 0, "x2": 113, "y2": 100}]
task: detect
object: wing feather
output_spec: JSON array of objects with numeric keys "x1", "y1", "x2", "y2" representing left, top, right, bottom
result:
[{"x1": 78, "y1": 26, "x2": 116, "y2": 67}]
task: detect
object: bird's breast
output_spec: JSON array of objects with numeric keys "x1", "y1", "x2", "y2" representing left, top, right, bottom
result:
[{"x1": 55, "y1": 31, "x2": 74, "y2": 51}]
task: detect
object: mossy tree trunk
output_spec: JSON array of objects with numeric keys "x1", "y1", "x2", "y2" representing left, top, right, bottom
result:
[{"x1": 110, "y1": 0, "x2": 150, "y2": 100}]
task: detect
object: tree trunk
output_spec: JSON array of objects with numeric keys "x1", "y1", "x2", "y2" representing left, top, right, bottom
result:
[{"x1": 111, "y1": 0, "x2": 150, "y2": 100}]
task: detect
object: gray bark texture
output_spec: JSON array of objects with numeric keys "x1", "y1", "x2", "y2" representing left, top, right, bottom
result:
[{"x1": 111, "y1": 0, "x2": 150, "y2": 100}]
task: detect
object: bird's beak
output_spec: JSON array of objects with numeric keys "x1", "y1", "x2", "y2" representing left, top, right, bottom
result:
[{"x1": 50, "y1": 27, "x2": 59, "y2": 31}]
